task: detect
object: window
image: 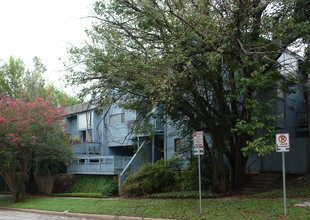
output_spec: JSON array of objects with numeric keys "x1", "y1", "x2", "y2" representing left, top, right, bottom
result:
[
  {"x1": 87, "y1": 129, "x2": 93, "y2": 142},
  {"x1": 174, "y1": 138, "x2": 184, "y2": 152},
  {"x1": 77, "y1": 112, "x2": 92, "y2": 130},
  {"x1": 109, "y1": 113, "x2": 125, "y2": 125}
]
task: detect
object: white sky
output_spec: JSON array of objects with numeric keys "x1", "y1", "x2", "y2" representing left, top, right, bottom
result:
[{"x1": 0, "y1": 0, "x2": 95, "y2": 96}]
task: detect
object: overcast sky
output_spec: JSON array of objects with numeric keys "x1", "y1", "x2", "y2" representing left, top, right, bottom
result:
[{"x1": 0, "y1": 0, "x2": 95, "y2": 96}]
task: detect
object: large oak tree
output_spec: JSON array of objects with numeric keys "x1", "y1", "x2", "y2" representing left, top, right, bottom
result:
[{"x1": 67, "y1": 0, "x2": 309, "y2": 192}]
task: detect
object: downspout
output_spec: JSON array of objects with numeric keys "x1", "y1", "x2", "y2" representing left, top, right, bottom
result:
[{"x1": 164, "y1": 118, "x2": 167, "y2": 163}]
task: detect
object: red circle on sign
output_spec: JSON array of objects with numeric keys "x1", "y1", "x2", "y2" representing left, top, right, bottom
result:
[{"x1": 278, "y1": 135, "x2": 287, "y2": 143}]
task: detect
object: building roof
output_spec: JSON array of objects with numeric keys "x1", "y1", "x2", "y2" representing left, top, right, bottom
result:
[{"x1": 65, "y1": 102, "x2": 94, "y2": 115}]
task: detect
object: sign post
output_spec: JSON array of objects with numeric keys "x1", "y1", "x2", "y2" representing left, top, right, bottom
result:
[
  {"x1": 193, "y1": 131, "x2": 204, "y2": 215},
  {"x1": 276, "y1": 133, "x2": 290, "y2": 217}
]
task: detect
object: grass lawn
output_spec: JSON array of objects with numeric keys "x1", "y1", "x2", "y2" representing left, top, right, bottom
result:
[
  {"x1": 0, "y1": 174, "x2": 310, "y2": 219},
  {"x1": 0, "y1": 196, "x2": 309, "y2": 219}
]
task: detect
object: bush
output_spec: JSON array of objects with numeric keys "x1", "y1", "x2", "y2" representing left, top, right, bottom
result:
[
  {"x1": 147, "y1": 191, "x2": 218, "y2": 199},
  {"x1": 121, "y1": 158, "x2": 181, "y2": 197},
  {"x1": 67, "y1": 176, "x2": 118, "y2": 197},
  {"x1": 174, "y1": 155, "x2": 213, "y2": 191}
]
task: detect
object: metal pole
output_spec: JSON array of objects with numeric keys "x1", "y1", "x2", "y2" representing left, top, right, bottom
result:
[
  {"x1": 198, "y1": 154, "x2": 202, "y2": 215},
  {"x1": 282, "y1": 152, "x2": 287, "y2": 217}
]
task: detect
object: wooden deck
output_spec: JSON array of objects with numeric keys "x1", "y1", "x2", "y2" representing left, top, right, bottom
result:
[{"x1": 67, "y1": 156, "x2": 131, "y2": 175}]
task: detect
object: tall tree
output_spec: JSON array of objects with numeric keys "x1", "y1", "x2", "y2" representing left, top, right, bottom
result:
[
  {"x1": 0, "y1": 56, "x2": 25, "y2": 99},
  {"x1": 0, "y1": 56, "x2": 78, "y2": 106},
  {"x1": 67, "y1": 0, "x2": 309, "y2": 192}
]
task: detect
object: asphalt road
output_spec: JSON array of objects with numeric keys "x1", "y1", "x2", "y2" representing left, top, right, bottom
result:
[{"x1": 0, "y1": 210, "x2": 84, "y2": 220}]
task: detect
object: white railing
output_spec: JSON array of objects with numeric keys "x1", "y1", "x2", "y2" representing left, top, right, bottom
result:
[
  {"x1": 120, "y1": 140, "x2": 146, "y2": 184},
  {"x1": 67, "y1": 156, "x2": 131, "y2": 175},
  {"x1": 71, "y1": 142, "x2": 101, "y2": 155}
]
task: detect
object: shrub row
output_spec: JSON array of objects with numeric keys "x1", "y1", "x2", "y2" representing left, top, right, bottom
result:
[
  {"x1": 121, "y1": 157, "x2": 212, "y2": 197},
  {"x1": 66, "y1": 176, "x2": 118, "y2": 197}
]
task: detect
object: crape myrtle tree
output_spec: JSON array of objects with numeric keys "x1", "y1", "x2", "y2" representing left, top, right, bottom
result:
[
  {"x1": 0, "y1": 96, "x2": 72, "y2": 202},
  {"x1": 66, "y1": 0, "x2": 310, "y2": 192}
]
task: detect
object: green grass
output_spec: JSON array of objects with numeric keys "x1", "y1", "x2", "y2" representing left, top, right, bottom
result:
[
  {"x1": 148, "y1": 191, "x2": 218, "y2": 199},
  {"x1": 0, "y1": 196, "x2": 309, "y2": 219},
  {"x1": 66, "y1": 176, "x2": 118, "y2": 197},
  {"x1": 1, "y1": 174, "x2": 309, "y2": 219},
  {"x1": 51, "y1": 193, "x2": 110, "y2": 198},
  {"x1": 252, "y1": 174, "x2": 310, "y2": 198}
]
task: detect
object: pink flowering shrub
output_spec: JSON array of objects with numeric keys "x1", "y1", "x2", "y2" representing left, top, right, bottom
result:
[{"x1": 0, "y1": 95, "x2": 72, "y2": 202}]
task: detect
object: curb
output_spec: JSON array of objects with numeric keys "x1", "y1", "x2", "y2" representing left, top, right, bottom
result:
[{"x1": 0, "y1": 207, "x2": 168, "y2": 220}]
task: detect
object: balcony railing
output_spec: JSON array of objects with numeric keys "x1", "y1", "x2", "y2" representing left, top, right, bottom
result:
[
  {"x1": 67, "y1": 156, "x2": 132, "y2": 175},
  {"x1": 71, "y1": 142, "x2": 101, "y2": 155},
  {"x1": 296, "y1": 111, "x2": 308, "y2": 128}
]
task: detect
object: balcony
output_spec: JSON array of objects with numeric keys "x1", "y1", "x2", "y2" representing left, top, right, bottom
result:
[
  {"x1": 71, "y1": 142, "x2": 101, "y2": 155},
  {"x1": 67, "y1": 156, "x2": 132, "y2": 175},
  {"x1": 296, "y1": 111, "x2": 308, "y2": 131}
]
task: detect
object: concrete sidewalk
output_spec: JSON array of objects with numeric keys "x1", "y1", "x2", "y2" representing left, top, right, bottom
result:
[{"x1": 0, "y1": 207, "x2": 169, "y2": 220}]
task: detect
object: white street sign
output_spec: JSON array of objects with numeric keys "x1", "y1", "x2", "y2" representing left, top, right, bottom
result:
[
  {"x1": 193, "y1": 131, "x2": 204, "y2": 215},
  {"x1": 193, "y1": 148, "x2": 204, "y2": 155},
  {"x1": 275, "y1": 133, "x2": 290, "y2": 217},
  {"x1": 193, "y1": 131, "x2": 204, "y2": 147},
  {"x1": 276, "y1": 133, "x2": 290, "y2": 152},
  {"x1": 276, "y1": 147, "x2": 290, "y2": 152}
]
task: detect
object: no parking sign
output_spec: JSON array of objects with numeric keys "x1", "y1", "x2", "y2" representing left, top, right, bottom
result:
[
  {"x1": 275, "y1": 133, "x2": 290, "y2": 217},
  {"x1": 276, "y1": 133, "x2": 290, "y2": 152}
]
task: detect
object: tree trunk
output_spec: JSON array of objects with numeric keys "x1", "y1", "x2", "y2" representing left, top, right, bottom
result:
[
  {"x1": 27, "y1": 167, "x2": 37, "y2": 194},
  {"x1": 0, "y1": 159, "x2": 20, "y2": 202},
  {"x1": 231, "y1": 135, "x2": 248, "y2": 190},
  {"x1": 207, "y1": 138, "x2": 228, "y2": 193},
  {"x1": 20, "y1": 160, "x2": 25, "y2": 203}
]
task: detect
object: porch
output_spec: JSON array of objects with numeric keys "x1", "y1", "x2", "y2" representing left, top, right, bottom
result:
[
  {"x1": 71, "y1": 142, "x2": 101, "y2": 155},
  {"x1": 67, "y1": 156, "x2": 132, "y2": 175}
]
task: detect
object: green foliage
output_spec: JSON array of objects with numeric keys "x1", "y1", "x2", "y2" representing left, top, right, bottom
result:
[
  {"x1": 0, "y1": 56, "x2": 78, "y2": 106},
  {"x1": 0, "y1": 56, "x2": 25, "y2": 99},
  {"x1": 67, "y1": 0, "x2": 310, "y2": 192},
  {"x1": 174, "y1": 156, "x2": 213, "y2": 191},
  {"x1": 122, "y1": 158, "x2": 181, "y2": 196},
  {"x1": 0, "y1": 196, "x2": 309, "y2": 219},
  {"x1": 67, "y1": 176, "x2": 118, "y2": 197},
  {"x1": 0, "y1": 97, "x2": 72, "y2": 202}
]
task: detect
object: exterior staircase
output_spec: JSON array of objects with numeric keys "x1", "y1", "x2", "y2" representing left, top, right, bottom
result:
[{"x1": 239, "y1": 173, "x2": 282, "y2": 194}]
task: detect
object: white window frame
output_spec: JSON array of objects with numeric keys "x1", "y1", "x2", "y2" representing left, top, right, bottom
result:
[
  {"x1": 109, "y1": 113, "x2": 125, "y2": 125},
  {"x1": 77, "y1": 111, "x2": 92, "y2": 130}
]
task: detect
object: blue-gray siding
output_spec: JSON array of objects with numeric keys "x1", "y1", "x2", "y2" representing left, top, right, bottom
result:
[{"x1": 261, "y1": 137, "x2": 310, "y2": 174}]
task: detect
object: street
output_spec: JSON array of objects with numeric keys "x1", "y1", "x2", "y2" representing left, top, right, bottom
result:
[{"x1": 0, "y1": 210, "x2": 84, "y2": 220}]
